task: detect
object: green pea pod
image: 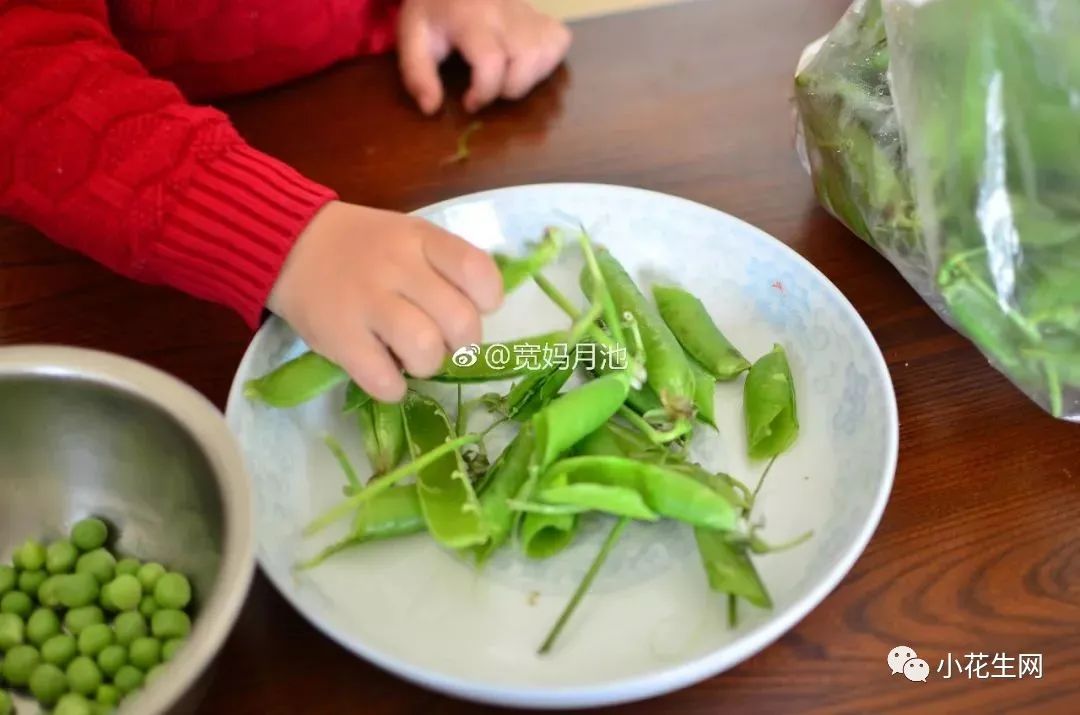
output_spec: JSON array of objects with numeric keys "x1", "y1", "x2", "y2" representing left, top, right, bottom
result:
[
  {"x1": 586, "y1": 342, "x2": 663, "y2": 416},
  {"x1": 494, "y1": 227, "x2": 564, "y2": 293},
  {"x1": 431, "y1": 331, "x2": 566, "y2": 383},
  {"x1": 532, "y1": 371, "x2": 632, "y2": 469},
  {"x1": 688, "y1": 358, "x2": 718, "y2": 429},
  {"x1": 357, "y1": 400, "x2": 406, "y2": 475},
  {"x1": 503, "y1": 362, "x2": 576, "y2": 422},
  {"x1": 652, "y1": 284, "x2": 751, "y2": 380},
  {"x1": 244, "y1": 351, "x2": 348, "y2": 407},
  {"x1": 669, "y1": 464, "x2": 752, "y2": 512},
  {"x1": 540, "y1": 456, "x2": 738, "y2": 531},
  {"x1": 694, "y1": 529, "x2": 772, "y2": 609},
  {"x1": 402, "y1": 392, "x2": 487, "y2": 549},
  {"x1": 744, "y1": 344, "x2": 799, "y2": 460},
  {"x1": 520, "y1": 511, "x2": 578, "y2": 560},
  {"x1": 473, "y1": 427, "x2": 537, "y2": 563},
  {"x1": 582, "y1": 249, "x2": 695, "y2": 418},
  {"x1": 573, "y1": 421, "x2": 668, "y2": 462},
  {"x1": 342, "y1": 382, "x2": 373, "y2": 413},
  {"x1": 297, "y1": 486, "x2": 425, "y2": 570},
  {"x1": 538, "y1": 483, "x2": 659, "y2": 522}
]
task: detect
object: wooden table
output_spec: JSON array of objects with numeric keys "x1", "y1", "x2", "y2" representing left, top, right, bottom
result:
[{"x1": 3, "y1": 0, "x2": 1078, "y2": 712}]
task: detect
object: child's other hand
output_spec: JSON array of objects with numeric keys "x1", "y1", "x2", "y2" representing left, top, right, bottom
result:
[
  {"x1": 267, "y1": 201, "x2": 504, "y2": 402},
  {"x1": 398, "y1": 0, "x2": 572, "y2": 115}
]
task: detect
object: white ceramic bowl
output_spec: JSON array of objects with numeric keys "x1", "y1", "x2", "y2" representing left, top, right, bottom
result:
[{"x1": 225, "y1": 184, "x2": 898, "y2": 709}]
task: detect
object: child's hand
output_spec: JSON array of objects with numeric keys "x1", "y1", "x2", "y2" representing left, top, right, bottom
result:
[
  {"x1": 398, "y1": 0, "x2": 572, "y2": 115},
  {"x1": 267, "y1": 201, "x2": 504, "y2": 402}
]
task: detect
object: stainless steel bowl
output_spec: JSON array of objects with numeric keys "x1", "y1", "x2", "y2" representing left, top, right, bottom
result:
[{"x1": 0, "y1": 346, "x2": 254, "y2": 714}]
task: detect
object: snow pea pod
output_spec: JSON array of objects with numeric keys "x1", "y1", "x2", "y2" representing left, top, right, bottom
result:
[
  {"x1": 573, "y1": 421, "x2": 669, "y2": 462},
  {"x1": 744, "y1": 344, "x2": 799, "y2": 460},
  {"x1": 539, "y1": 456, "x2": 738, "y2": 531},
  {"x1": 430, "y1": 331, "x2": 566, "y2": 383},
  {"x1": 652, "y1": 284, "x2": 750, "y2": 380},
  {"x1": 473, "y1": 427, "x2": 537, "y2": 563},
  {"x1": 357, "y1": 400, "x2": 406, "y2": 476},
  {"x1": 500, "y1": 362, "x2": 576, "y2": 422},
  {"x1": 342, "y1": 382, "x2": 372, "y2": 413},
  {"x1": 694, "y1": 528, "x2": 772, "y2": 609},
  {"x1": 532, "y1": 371, "x2": 633, "y2": 469},
  {"x1": 581, "y1": 249, "x2": 695, "y2": 419},
  {"x1": 297, "y1": 486, "x2": 425, "y2": 570},
  {"x1": 688, "y1": 358, "x2": 717, "y2": 429},
  {"x1": 494, "y1": 227, "x2": 564, "y2": 293},
  {"x1": 520, "y1": 511, "x2": 578, "y2": 560},
  {"x1": 668, "y1": 464, "x2": 751, "y2": 512},
  {"x1": 538, "y1": 483, "x2": 659, "y2": 521},
  {"x1": 402, "y1": 392, "x2": 487, "y2": 549},
  {"x1": 244, "y1": 351, "x2": 348, "y2": 407}
]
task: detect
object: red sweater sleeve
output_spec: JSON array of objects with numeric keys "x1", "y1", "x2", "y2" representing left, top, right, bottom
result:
[{"x1": 0, "y1": 1, "x2": 392, "y2": 328}]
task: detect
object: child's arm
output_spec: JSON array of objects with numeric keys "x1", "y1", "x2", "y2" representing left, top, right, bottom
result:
[
  {"x1": 1, "y1": 1, "x2": 505, "y2": 403},
  {"x1": 0, "y1": 1, "x2": 336, "y2": 328}
]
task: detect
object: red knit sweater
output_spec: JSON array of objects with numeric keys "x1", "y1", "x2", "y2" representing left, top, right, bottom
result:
[{"x1": 0, "y1": 0, "x2": 401, "y2": 327}]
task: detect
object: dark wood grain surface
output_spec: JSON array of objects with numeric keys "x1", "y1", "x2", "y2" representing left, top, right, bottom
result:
[{"x1": 2, "y1": 0, "x2": 1078, "y2": 712}]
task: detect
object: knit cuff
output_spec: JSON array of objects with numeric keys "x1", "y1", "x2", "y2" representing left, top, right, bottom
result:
[{"x1": 146, "y1": 143, "x2": 337, "y2": 328}]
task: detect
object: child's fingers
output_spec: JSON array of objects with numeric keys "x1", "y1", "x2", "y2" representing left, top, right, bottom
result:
[
  {"x1": 335, "y1": 330, "x2": 408, "y2": 403},
  {"x1": 457, "y1": 28, "x2": 509, "y2": 112},
  {"x1": 503, "y1": 49, "x2": 544, "y2": 100},
  {"x1": 400, "y1": 269, "x2": 483, "y2": 352},
  {"x1": 369, "y1": 297, "x2": 448, "y2": 379},
  {"x1": 422, "y1": 227, "x2": 504, "y2": 313},
  {"x1": 398, "y1": 17, "x2": 444, "y2": 115}
]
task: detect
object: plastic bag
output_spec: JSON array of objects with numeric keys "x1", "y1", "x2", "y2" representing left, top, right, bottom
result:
[{"x1": 793, "y1": 0, "x2": 1080, "y2": 421}]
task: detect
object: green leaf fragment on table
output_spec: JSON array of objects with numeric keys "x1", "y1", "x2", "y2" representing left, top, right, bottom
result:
[{"x1": 443, "y1": 121, "x2": 483, "y2": 164}]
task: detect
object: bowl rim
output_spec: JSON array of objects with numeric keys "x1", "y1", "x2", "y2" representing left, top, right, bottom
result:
[
  {"x1": 225, "y1": 182, "x2": 900, "y2": 709},
  {"x1": 0, "y1": 344, "x2": 255, "y2": 715}
]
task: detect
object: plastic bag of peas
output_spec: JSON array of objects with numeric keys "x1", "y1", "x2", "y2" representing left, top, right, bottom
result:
[{"x1": 793, "y1": 0, "x2": 1080, "y2": 421}]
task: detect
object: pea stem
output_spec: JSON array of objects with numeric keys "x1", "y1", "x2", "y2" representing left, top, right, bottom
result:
[
  {"x1": 304, "y1": 433, "x2": 481, "y2": 536},
  {"x1": 577, "y1": 229, "x2": 627, "y2": 349},
  {"x1": 538, "y1": 516, "x2": 629, "y2": 655},
  {"x1": 747, "y1": 529, "x2": 814, "y2": 555},
  {"x1": 455, "y1": 385, "x2": 465, "y2": 435},
  {"x1": 750, "y1": 455, "x2": 779, "y2": 509},
  {"x1": 618, "y1": 407, "x2": 693, "y2": 444},
  {"x1": 323, "y1": 435, "x2": 361, "y2": 490},
  {"x1": 532, "y1": 274, "x2": 617, "y2": 350},
  {"x1": 727, "y1": 595, "x2": 738, "y2": 628}
]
